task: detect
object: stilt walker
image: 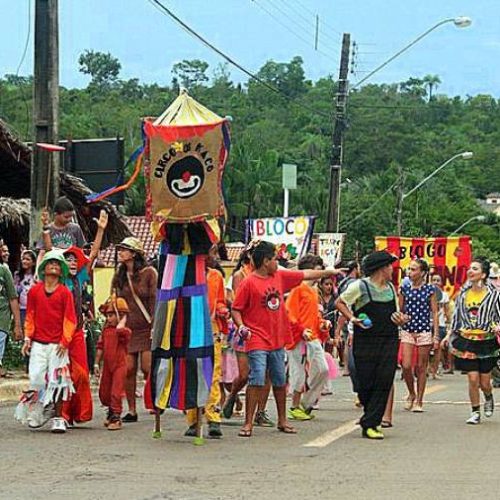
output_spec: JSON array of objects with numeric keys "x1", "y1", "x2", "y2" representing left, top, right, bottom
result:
[{"x1": 144, "y1": 90, "x2": 231, "y2": 445}]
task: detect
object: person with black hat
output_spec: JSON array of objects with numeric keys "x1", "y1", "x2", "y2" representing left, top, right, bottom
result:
[{"x1": 335, "y1": 250, "x2": 409, "y2": 440}]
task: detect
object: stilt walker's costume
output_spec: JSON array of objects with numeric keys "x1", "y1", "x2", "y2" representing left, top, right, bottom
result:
[
  {"x1": 186, "y1": 267, "x2": 229, "y2": 426},
  {"x1": 144, "y1": 91, "x2": 231, "y2": 433}
]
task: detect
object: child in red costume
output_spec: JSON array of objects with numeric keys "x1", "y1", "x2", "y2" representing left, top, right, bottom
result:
[{"x1": 94, "y1": 297, "x2": 131, "y2": 431}]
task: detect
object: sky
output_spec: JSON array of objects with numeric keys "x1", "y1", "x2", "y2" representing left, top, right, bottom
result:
[{"x1": 2, "y1": 0, "x2": 500, "y2": 97}]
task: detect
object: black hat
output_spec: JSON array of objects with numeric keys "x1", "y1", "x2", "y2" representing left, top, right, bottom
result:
[{"x1": 362, "y1": 250, "x2": 398, "y2": 275}]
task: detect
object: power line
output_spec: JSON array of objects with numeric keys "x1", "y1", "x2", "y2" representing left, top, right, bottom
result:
[
  {"x1": 340, "y1": 181, "x2": 397, "y2": 230},
  {"x1": 146, "y1": 0, "x2": 332, "y2": 119},
  {"x1": 270, "y1": 0, "x2": 341, "y2": 48},
  {"x1": 288, "y1": 0, "x2": 343, "y2": 37},
  {"x1": 250, "y1": 0, "x2": 336, "y2": 59}
]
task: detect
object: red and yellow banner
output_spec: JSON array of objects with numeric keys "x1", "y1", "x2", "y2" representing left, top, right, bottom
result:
[{"x1": 375, "y1": 236, "x2": 472, "y2": 298}]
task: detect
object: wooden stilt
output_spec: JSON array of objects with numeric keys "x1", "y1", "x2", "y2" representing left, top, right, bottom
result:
[{"x1": 193, "y1": 406, "x2": 204, "y2": 445}]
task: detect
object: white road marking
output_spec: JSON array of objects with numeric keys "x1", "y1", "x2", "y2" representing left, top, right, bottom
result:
[
  {"x1": 303, "y1": 419, "x2": 359, "y2": 448},
  {"x1": 424, "y1": 384, "x2": 447, "y2": 395}
]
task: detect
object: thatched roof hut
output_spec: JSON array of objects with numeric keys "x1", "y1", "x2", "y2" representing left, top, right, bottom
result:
[{"x1": 0, "y1": 118, "x2": 131, "y2": 249}]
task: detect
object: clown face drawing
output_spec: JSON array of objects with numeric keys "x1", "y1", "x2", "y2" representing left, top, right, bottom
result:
[
  {"x1": 166, "y1": 156, "x2": 205, "y2": 199},
  {"x1": 261, "y1": 287, "x2": 281, "y2": 311}
]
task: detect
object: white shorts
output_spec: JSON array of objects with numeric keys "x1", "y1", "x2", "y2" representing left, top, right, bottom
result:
[
  {"x1": 400, "y1": 331, "x2": 433, "y2": 347},
  {"x1": 29, "y1": 341, "x2": 74, "y2": 405}
]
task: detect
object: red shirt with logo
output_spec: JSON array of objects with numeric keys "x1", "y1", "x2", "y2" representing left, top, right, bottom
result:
[{"x1": 232, "y1": 270, "x2": 304, "y2": 351}]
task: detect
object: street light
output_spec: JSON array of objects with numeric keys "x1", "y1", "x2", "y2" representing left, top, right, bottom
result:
[
  {"x1": 451, "y1": 215, "x2": 486, "y2": 235},
  {"x1": 396, "y1": 151, "x2": 474, "y2": 234},
  {"x1": 352, "y1": 17, "x2": 472, "y2": 89}
]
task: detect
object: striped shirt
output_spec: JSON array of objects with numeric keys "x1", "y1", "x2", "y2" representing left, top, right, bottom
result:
[{"x1": 451, "y1": 284, "x2": 500, "y2": 333}]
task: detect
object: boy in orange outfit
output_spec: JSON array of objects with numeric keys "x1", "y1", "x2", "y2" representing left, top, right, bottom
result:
[
  {"x1": 286, "y1": 254, "x2": 331, "y2": 421},
  {"x1": 94, "y1": 297, "x2": 131, "y2": 431},
  {"x1": 185, "y1": 245, "x2": 229, "y2": 439}
]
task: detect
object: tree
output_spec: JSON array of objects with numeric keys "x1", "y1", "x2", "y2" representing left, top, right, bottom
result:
[
  {"x1": 172, "y1": 59, "x2": 209, "y2": 89},
  {"x1": 422, "y1": 74, "x2": 441, "y2": 101},
  {"x1": 78, "y1": 50, "x2": 121, "y2": 88}
]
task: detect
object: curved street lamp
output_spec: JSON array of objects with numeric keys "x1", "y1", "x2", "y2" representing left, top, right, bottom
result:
[
  {"x1": 451, "y1": 215, "x2": 486, "y2": 235},
  {"x1": 396, "y1": 151, "x2": 474, "y2": 234},
  {"x1": 352, "y1": 17, "x2": 472, "y2": 89}
]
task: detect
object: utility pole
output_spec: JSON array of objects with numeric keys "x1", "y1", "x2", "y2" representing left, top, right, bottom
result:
[
  {"x1": 30, "y1": 0, "x2": 60, "y2": 246},
  {"x1": 396, "y1": 163, "x2": 404, "y2": 235},
  {"x1": 326, "y1": 33, "x2": 350, "y2": 232}
]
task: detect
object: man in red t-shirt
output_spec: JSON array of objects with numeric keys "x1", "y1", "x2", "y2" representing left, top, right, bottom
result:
[{"x1": 232, "y1": 241, "x2": 344, "y2": 437}]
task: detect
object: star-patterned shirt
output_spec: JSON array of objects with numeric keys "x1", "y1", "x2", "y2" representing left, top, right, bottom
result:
[{"x1": 401, "y1": 283, "x2": 435, "y2": 333}]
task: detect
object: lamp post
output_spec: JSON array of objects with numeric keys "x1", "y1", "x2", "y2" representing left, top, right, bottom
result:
[
  {"x1": 352, "y1": 17, "x2": 472, "y2": 89},
  {"x1": 396, "y1": 151, "x2": 474, "y2": 234},
  {"x1": 451, "y1": 215, "x2": 486, "y2": 235}
]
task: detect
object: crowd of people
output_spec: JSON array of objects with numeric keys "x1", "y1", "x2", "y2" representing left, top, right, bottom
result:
[{"x1": 2, "y1": 196, "x2": 500, "y2": 440}]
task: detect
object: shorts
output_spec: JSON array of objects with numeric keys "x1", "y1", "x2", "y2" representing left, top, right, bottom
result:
[
  {"x1": 400, "y1": 330, "x2": 433, "y2": 347},
  {"x1": 454, "y1": 356, "x2": 498, "y2": 374},
  {"x1": 247, "y1": 348, "x2": 286, "y2": 387},
  {"x1": 0, "y1": 329, "x2": 8, "y2": 363},
  {"x1": 438, "y1": 326, "x2": 447, "y2": 341}
]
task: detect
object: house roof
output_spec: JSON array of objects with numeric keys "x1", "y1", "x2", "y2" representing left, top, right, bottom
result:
[
  {"x1": 0, "y1": 119, "x2": 131, "y2": 246},
  {"x1": 99, "y1": 216, "x2": 159, "y2": 267}
]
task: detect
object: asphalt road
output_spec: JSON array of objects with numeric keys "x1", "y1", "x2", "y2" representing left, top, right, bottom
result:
[{"x1": 1, "y1": 373, "x2": 498, "y2": 500}]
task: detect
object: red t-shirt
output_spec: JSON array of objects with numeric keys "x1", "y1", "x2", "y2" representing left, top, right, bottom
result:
[
  {"x1": 24, "y1": 282, "x2": 77, "y2": 347},
  {"x1": 232, "y1": 269, "x2": 304, "y2": 351}
]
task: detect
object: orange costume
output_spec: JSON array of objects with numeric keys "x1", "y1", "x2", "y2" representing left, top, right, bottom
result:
[{"x1": 97, "y1": 325, "x2": 132, "y2": 415}]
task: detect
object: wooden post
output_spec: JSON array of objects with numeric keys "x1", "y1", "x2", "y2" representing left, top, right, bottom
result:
[{"x1": 30, "y1": 0, "x2": 60, "y2": 246}]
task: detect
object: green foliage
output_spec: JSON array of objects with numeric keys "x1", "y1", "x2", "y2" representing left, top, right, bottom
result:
[
  {"x1": 1, "y1": 52, "x2": 499, "y2": 257},
  {"x1": 3, "y1": 339, "x2": 24, "y2": 370}
]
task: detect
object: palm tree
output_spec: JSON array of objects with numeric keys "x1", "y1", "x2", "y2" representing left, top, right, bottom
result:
[{"x1": 422, "y1": 74, "x2": 441, "y2": 102}]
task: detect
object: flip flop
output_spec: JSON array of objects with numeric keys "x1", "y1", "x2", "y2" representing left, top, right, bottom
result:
[
  {"x1": 277, "y1": 424, "x2": 297, "y2": 434},
  {"x1": 381, "y1": 420, "x2": 393, "y2": 428},
  {"x1": 238, "y1": 428, "x2": 252, "y2": 438}
]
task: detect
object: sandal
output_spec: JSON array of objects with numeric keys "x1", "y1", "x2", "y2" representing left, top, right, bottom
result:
[
  {"x1": 381, "y1": 420, "x2": 393, "y2": 428},
  {"x1": 404, "y1": 396, "x2": 415, "y2": 411},
  {"x1": 277, "y1": 424, "x2": 297, "y2": 434},
  {"x1": 238, "y1": 428, "x2": 252, "y2": 438}
]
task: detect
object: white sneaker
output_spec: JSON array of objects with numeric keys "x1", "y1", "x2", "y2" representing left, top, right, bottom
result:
[
  {"x1": 466, "y1": 411, "x2": 481, "y2": 425},
  {"x1": 484, "y1": 396, "x2": 494, "y2": 418},
  {"x1": 50, "y1": 417, "x2": 67, "y2": 434}
]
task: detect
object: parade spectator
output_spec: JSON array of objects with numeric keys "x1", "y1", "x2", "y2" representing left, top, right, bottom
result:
[
  {"x1": 0, "y1": 242, "x2": 11, "y2": 269},
  {"x1": 400, "y1": 259, "x2": 439, "y2": 412},
  {"x1": 232, "y1": 240, "x2": 342, "y2": 437},
  {"x1": 14, "y1": 250, "x2": 37, "y2": 328},
  {"x1": 94, "y1": 297, "x2": 131, "y2": 431},
  {"x1": 19, "y1": 250, "x2": 76, "y2": 433},
  {"x1": 39, "y1": 196, "x2": 86, "y2": 251},
  {"x1": 0, "y1": 257, "x2": 22, "y2": 376},
  {"x1": 336, "y1": 250, "x2": 409, "y2": 440},
  {"x1": 442, "y1": 258, "x2": 500, "y2": 425},
  {"x1": 429, "y1": 274, "x2": 453, "y2": 377},
  {"x1": 286, "y1": 254, "x2": 330, "y2": 420},
  {"x1": 112, "y1": 237, "x2": 157, "y2": 423}
]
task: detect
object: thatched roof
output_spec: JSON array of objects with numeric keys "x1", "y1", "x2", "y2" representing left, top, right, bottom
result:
[{"x1": 0, "y1": 119, "x2": 131, "y2": 246}]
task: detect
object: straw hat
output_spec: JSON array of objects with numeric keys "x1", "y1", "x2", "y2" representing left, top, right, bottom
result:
[
  {"x1": 116, "y1": 236, "x2": 144, "y2": 255},
  {"x1": 99, "y1": 297, "x2": 130, "y2": 315}
]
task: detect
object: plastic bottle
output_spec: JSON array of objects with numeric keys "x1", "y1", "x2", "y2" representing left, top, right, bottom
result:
[{"x1": 358, "y1": 313, "x2": 373, "y2": 328}]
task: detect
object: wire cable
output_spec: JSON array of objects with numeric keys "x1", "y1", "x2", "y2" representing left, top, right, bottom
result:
[
  {"x1": 251, "y1": 0, "x2": 336, "y2": 59},
  {"x1": 339, "y1": 180, "x2": 397, "y2": 230},
  {"x1": 146, "y1": 0, "x2": 332, "y2": 119}
]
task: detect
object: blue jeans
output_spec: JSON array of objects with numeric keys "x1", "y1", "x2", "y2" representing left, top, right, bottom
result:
[
  {"x1": 247, "y1": 348, "x2": 286, "y2": 387},
  {"x1": 0, "y1": 330, "x2": 7, "y2": 365}
]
